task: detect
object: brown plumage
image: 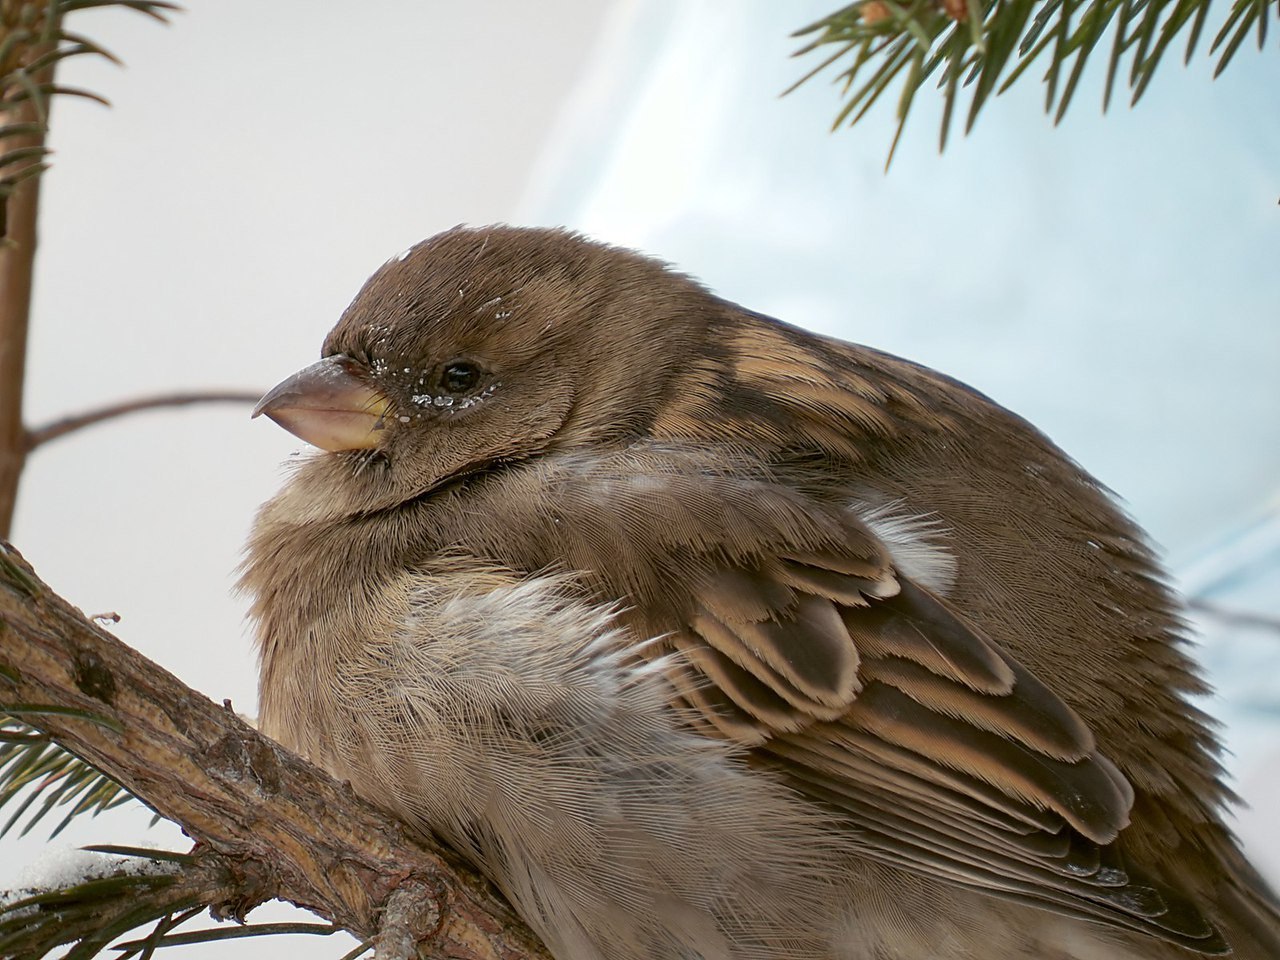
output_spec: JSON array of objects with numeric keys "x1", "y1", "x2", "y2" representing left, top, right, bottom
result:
[{"x1": 242, "y1": 224, "x2": 1280, "y2": 960}]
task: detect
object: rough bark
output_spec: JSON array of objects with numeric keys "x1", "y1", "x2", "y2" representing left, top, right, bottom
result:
[{"x1": 0, "y1": 541, "x2": 552, "y2": 960}]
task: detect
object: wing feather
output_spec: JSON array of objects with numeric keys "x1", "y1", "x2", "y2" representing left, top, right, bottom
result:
[{"x1": 670, "y1": 530, "x2": 1221, "y2": 951}]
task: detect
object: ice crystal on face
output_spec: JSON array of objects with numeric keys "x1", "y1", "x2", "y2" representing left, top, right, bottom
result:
[
  {"x1": 408, "y1": 382, "x2": 500, "y2": 412},
  {"x1": 459, "y1": 382, "x2": 501, "y2": 409}
]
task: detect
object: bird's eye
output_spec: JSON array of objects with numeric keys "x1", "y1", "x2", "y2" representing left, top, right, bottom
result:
[{"x1": 441, "y1": 360, "x2": 481, "y2": 394}]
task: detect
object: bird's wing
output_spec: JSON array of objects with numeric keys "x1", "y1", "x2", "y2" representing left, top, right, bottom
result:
[
  {"x1": 665, "y1": 542, "x2": 1227, "y2": 954},
  {"x1": 466, "y1": 446, "x2": 1227, "y2": 951}
]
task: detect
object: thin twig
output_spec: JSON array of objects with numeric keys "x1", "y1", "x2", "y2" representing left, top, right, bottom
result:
[{"x1": 25, "y1": 390, "x2": 263, "y2": 450}]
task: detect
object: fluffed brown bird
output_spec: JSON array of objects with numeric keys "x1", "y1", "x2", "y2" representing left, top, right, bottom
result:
[{"x1": 243, "y1": 224, "x2": 1280, "y2": 960}]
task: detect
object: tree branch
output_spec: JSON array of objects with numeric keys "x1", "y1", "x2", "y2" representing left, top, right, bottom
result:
[
  {"x1": 0, "y1": 38, "x2": 55, "y2": 540},
  {"x1": 0, "y1": 541, "x2": 552, "y2": 960},
  {"x1": 25, "y1": 391, "x2": 264, "y2": 450}
]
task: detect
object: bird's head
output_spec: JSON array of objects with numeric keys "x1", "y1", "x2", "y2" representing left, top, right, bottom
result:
[{"x1": 255, "y1": 225, "x2": 715, "y2": 516}]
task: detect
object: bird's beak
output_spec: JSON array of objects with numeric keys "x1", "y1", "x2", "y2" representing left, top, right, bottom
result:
[{"x1": 253, "y1": 355, "x2": 391, "y2": 452}]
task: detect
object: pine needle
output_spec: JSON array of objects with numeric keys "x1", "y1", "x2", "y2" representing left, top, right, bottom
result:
[{"x1": 787, "y1": 0, "x2": 1279, "y2": 162}]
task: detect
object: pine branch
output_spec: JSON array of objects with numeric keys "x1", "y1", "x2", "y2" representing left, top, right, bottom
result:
[
  {"x1": 0, "y1": 19, "x2": 50, "y2": 540},
  {"x1": 0, "y1": 2, "x2": 180, "y2": 536},
  {"x1": 0, "y1": 846, "x2": 237, "y2": 960},
  {"x1": 790, "y1": 0, "x2": 1280, "y2": 161},
  {"x1": 0, "y1": 1, "x2": 180, "y2": 230},
  {"x1": 0, "y1": 542, "x2": 553, "y2": 960},
  {"x1": 0, "y1": 715, "x2": 144, "y2": 840}
]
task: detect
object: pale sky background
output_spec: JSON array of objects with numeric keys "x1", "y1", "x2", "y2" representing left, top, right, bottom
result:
[{"x1": 4, "y1": 2, "x2": 1278, "y2": 957}]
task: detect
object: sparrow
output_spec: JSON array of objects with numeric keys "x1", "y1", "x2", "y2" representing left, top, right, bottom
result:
[{"x1": 242, "y1": 224, "x2": 1280, "y2": 960}]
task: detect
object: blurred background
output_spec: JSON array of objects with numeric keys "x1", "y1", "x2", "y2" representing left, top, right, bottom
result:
[{"x1": 4, "y1": 1, "x2": 1278, "y2": 956}]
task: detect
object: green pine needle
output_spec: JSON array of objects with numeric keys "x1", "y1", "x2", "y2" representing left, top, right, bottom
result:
[
  {"x1": 0, "y1": 0, "x2": 179, "y2": 224},
  {"x1": 0, "y1": 860, "x2": 192, "y2": 960},
  {"x1": 790, "y1": 0, "x2": 1279, "y2": 159},
  {"x1": 0, "y1": 846, "x2": 341, "y2": 960},
  {"x1": 0, "y1": 716, "x2": 149, "y2": 839}
]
